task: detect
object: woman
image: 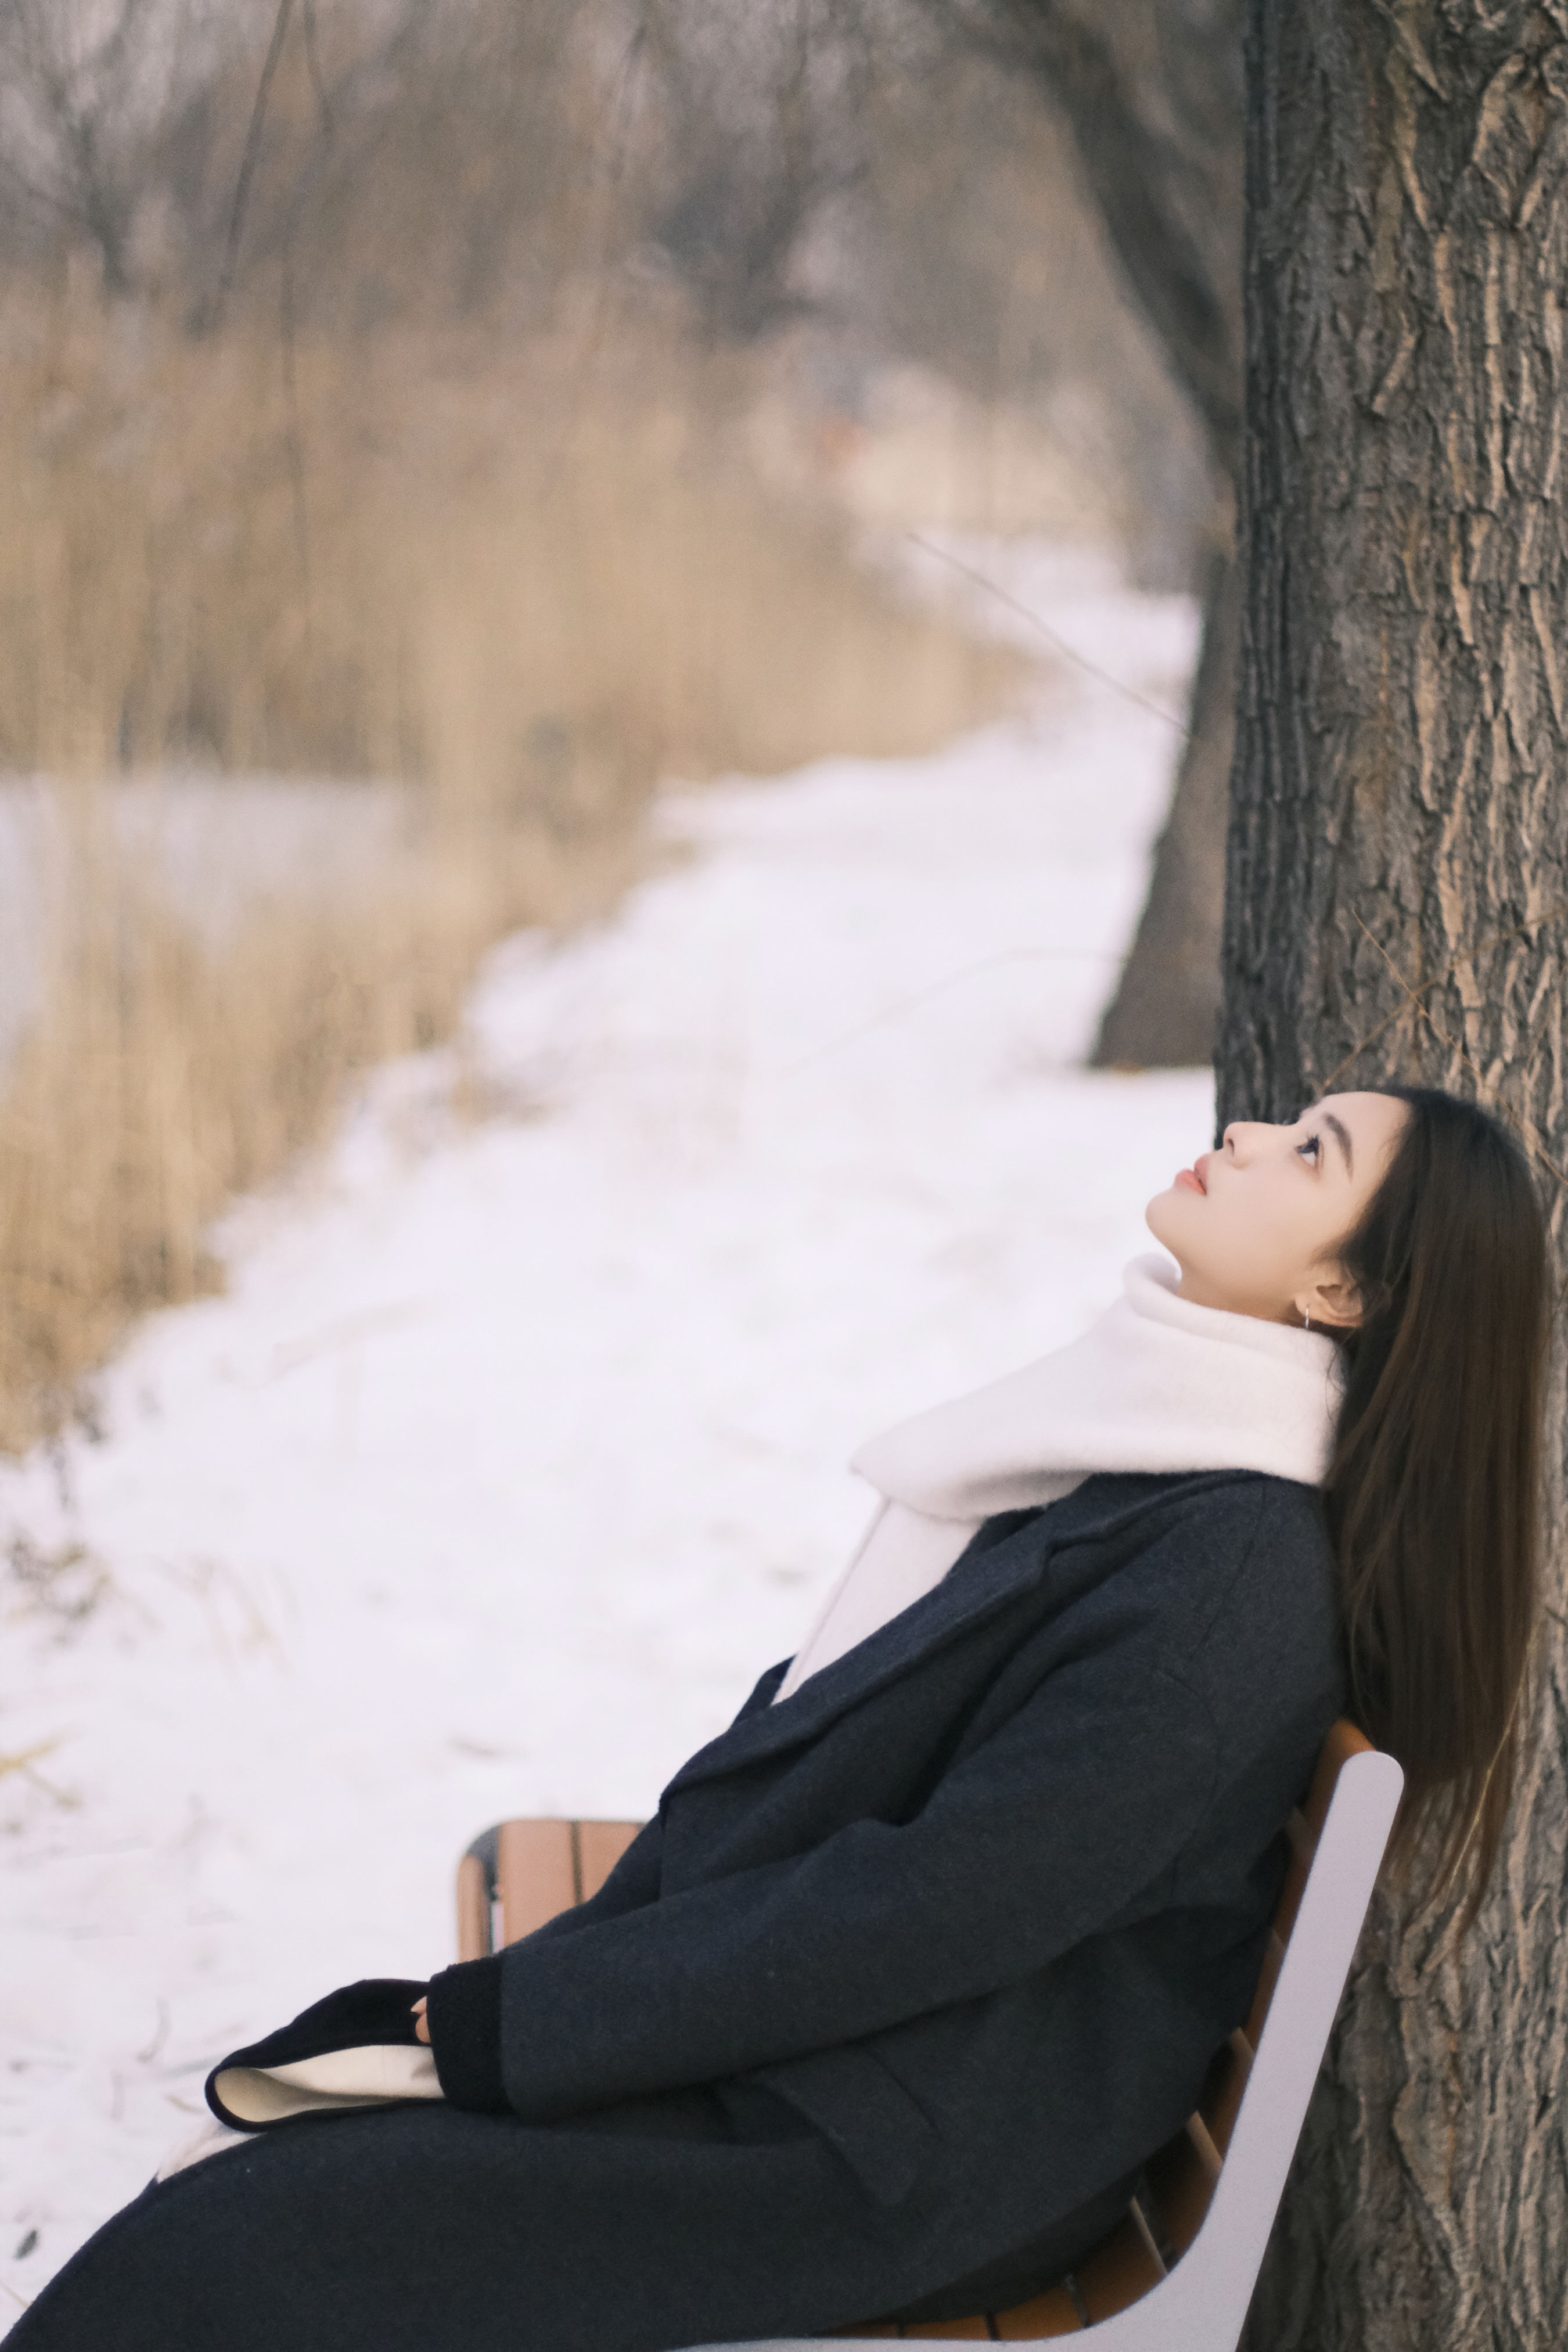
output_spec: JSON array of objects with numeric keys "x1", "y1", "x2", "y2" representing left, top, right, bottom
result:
[{"x1": 12, "y1": 1087, "x2": 1548, "y2": 2352}]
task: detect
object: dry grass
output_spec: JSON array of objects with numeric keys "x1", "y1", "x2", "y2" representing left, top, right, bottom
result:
[
  {"x1": 0, "y1": 801, "x2": 624, "y2": 1451},
  {"x1": 0, "y1": 286, "x2": 1020, "y2": 1450},
  {"x1": 1, "y1": 293, "x2": 1015, "y2": 783}
]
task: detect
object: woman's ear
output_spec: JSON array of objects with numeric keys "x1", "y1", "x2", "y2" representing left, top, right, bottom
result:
[{"x1": 1295, "y1": 1269, "x2": 1365, "y2": 1332}]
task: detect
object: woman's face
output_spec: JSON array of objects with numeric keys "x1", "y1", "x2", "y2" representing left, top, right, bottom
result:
[{"x1": 1145, "y1": 1091, "x2": 1411, "y2": 1328}]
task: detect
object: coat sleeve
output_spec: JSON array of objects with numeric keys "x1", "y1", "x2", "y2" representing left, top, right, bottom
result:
[{"x1": 493, "y1": 1558, "x2": 1226, "y2": 2124}]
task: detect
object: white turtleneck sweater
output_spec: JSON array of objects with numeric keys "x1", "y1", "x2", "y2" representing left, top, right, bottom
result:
[{"x1": 774, "y1": 1253, "x2": 1343, "y2": 1702}]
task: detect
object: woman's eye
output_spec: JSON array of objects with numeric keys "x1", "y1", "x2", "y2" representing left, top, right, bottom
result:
[{"x1": 1297, "y1": 1134, "x2": 1321, "y2": 1164}]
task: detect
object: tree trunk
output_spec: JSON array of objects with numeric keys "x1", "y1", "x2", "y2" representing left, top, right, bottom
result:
[
  {"x1": 1092, "y1": 535, "x2": 1238, "y2": 1067},
  {"x1": 1221, "y1": 6, "x2": 1568, "y2": 2346},
  {"x1": 938, "y1": 0, "x2": 1247, "y2": 1064}
]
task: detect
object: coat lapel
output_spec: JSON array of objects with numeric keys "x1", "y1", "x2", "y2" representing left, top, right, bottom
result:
[
  {"x1": 663, "y1": 1518, "x2": 1053, "y2": 1793},
  {"x1": 661, "y1": 1469, "x2": 1257, "y2": 1797}
]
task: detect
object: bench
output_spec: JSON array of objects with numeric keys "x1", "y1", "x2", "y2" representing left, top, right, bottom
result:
[{"x1": 456, "y1": 1719, "x2": 1402, "y2": 2349}]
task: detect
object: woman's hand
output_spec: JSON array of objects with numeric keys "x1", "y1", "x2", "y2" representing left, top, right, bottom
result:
[{"x1": 412, "y1": 1996, "x2": 430, "y2": 2046}]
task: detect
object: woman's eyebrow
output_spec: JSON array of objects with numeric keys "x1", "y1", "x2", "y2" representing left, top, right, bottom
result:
[{"x1": 1322, "y1": 1111, "x2": 1354, "y2": 1175}]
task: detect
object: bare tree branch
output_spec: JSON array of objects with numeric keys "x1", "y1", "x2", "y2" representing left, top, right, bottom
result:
[
  {"x1": 206, "y1": 0, "x2": 294, "y2": 329},
  {"x1": 925, "y1": 0, "x2": 1243, "y2": 480}
]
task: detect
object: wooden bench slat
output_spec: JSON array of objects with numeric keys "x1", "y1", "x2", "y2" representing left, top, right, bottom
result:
[
  {"x1": 1244, "y1": 1927, "x2": 1287, "y2": 2046},
  {"x1": 1145, "y1": 2130, "x2": 1215, "y2": 2261},
  {"x1": 898, "y1": 2315, "x2": 996, "y2": 2338},
  {"x1": 989, "y1": 2282, "x2": 1084, "y2": 2338},
  {"x1": 455, "y1": 1852, "x2": 491, "y2": 1962},
  {"x1": 498, "y1": 1819, "x2": 578, "y2": 1944},
  {"x1": 1273, "y1": 1811, "x2": 1317, "y2": 1943},
  {"x1": 578, "y1": 1818, "x2": 642, "y2": 1901},
  {"x1": 1303, "y1": 1720, "x2": 1368, "y2": 1836},
  {"x1": 1198, "y1": 2030, "x2": 1253, "y2": 2155},
  {"x1": 1185, "y1": 2112, "x2": 1224, "y2": 2182},
  {"x1": 1073, "y1": 2212, "x2": 1164, "y2": 2323}
]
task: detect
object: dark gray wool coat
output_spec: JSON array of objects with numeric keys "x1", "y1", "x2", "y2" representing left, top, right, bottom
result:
[{"x1": 13, "y1": 1470, "x2": 1346, "y2": 2352}]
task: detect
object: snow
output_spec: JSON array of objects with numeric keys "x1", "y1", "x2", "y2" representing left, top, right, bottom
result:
[{"x1": 0, "y1": 552, "x2": 1212, "y2": 2325}]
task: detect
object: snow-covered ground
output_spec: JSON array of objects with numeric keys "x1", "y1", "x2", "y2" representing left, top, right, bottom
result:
[{"x1": 0, "y1": 550, "x2": 1212, "y2": 2325}]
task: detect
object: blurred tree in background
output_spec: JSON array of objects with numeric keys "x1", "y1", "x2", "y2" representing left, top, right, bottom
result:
[{"x1": 932, "y1": 0, "x2": 1245, "y2": 1069}]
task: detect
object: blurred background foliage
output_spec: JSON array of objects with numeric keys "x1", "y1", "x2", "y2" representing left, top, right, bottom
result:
[{"x1": 0, "y1": 0, "x2": 1217, "y2": 1447}]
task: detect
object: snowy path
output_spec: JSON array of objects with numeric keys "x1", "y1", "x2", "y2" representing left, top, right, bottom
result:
[{"x1": 0, "y1": 559, "x2": 1211, "y2": 2321}]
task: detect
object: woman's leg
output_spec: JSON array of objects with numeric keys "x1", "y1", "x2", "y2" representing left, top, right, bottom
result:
[{"x1": 6, "y1": 2091, "x2": 920, "y2": 2352}]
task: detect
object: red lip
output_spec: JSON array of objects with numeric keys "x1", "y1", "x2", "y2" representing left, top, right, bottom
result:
[{"x1": 1175, "y1": 1157, "x2": 1209, "y2": 1195}]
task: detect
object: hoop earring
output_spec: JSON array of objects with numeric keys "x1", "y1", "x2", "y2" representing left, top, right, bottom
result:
[{"x1": 1303, "y1": 1308, "x2": 1312, "y2": 1333}]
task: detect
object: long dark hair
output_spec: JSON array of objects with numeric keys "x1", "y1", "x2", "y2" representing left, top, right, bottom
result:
[{"x1": 1323, "y1": 1087, "x2": 1549, "y2": 1915}]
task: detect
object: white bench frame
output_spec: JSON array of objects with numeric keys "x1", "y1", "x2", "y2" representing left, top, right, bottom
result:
[{"x1": 681, "y1": 1746, "x2": 1404, "y2": 2352}]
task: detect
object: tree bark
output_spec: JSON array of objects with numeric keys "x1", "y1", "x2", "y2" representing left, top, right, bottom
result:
[
  {"x1": 938, "y1": 0, "x2": 1247, "y2": 1064},
  {"x1": 1221, "y1": 6, "x2": 1568, "y2": 2346}
]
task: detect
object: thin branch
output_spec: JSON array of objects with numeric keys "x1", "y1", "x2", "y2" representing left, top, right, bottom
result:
[
  {"x1": 0, "y1": 142, "x2": 80, "y2": 224},
  {"x1": 778, "y1": 945, "x2": 1120, "y2": 1078},
  {"x1": 207, "y1": 0, "x2": 295, "y2": 330},
  {"x1": 551, "y1": 1, "x2": 657, "y2": 444},
  {"x1": 299, "y1": 0, "x2": 333, "y2": 141},
  {"x1": 279, "y1": 225, "x2": 311, "y2": 612},
  {"x1": 90, "y1": 0, "x2": 158, "y2": 98},
  {"x1": 907, "y1": 533, "x2": 1192, "y2": 735}
]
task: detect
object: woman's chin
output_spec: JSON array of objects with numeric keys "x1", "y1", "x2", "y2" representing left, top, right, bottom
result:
[{"x1": 1143, "y1": 1190, "x2": 1186, "y2": 1244}]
